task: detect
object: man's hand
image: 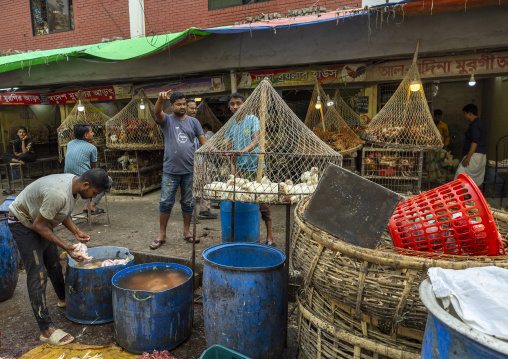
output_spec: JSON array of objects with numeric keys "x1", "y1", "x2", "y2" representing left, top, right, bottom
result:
[
  {"x1": 75, "y1": 230, "x2": 90, "y2": 243},
  {"x1": 462, "y1": 156, "x2": 471, "y2": 167},
  {"x1": 158, "y1": 90, "x2": 171, "y2": 101},
  {"x1": 67, "y1": 244, "x2": 86, "y2": 262}
]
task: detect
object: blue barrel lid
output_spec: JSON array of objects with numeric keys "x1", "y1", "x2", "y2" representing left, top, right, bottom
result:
[{"x1": 0, "y1": 196, "x2": 16, "y2": 212}]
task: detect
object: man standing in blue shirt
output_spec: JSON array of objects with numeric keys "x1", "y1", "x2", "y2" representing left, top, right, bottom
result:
[
  {"x1": 454, "y1": 104, "x2": 487, "y2": 186},
  {"x1": 150, "y1": 91, "x2": 207, "y2": 249},
  {"x1": 225, "y1": 93, "x2": 276, "y2": 247}
]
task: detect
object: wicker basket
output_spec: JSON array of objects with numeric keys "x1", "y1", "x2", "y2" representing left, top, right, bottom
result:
[
  {"x1": 291, "y1": 197, "x2": 508, "y2": 342},
  {"x1": 297, "y1": 287, "x2": 421, "y2": 359}
]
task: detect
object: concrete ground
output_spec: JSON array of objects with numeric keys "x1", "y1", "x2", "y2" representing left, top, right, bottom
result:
[{"x1": 0, "y1": 189, "x2": 298, "y2": 358}]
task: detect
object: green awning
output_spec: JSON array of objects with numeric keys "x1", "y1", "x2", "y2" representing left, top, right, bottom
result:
[{"x1": 0, "y1": 28, "x2": 210, "y2": 74}]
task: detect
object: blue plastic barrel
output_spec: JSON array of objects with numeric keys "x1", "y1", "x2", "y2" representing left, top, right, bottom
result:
[
  {"x1": 220, "y1": 202, "x2": 260, "y2": 243},
  {"x1": 112, "y1": 263, "x2": 193, "y2": 354},
  {"x1": 420, "y1": 279, "x2": 508, "y2": 359},
  {"x1": 202, "y1": 243, "x2": 286, "y2": 359},
  {"x1": 0, "y1": 196, "x2": 18, "y2": 303},
  {"x1": 65, "y1": 246, "x2": 134, "y2": 324}
]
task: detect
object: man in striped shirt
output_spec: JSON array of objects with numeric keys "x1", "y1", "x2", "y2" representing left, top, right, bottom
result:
[{"x1": 64, "y1": 123, "x2": 106, "y2": 214}]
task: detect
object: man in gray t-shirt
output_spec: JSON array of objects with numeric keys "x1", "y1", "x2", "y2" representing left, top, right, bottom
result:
[
  {"x1": 8, "y1": 169, "x2": 111, "y2": 346},
  {"x1": 150, "y1": 91, "x2": 207, "y2": 250}
]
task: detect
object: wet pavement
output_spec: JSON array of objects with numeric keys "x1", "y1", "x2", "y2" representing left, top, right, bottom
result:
[{"x1": 0, "y1": 189, "x2": 299, "y2": 358}]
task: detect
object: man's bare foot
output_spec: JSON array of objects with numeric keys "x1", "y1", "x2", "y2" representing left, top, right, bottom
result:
[
  {"x1": 183, "y1": 230, "x2": 192, "y2": 239},
  {"x1": 41, "y1": 327, "x2": 74, "y2": 343},
  {"x1": 57, "y1": 299, "x2": 66, "y2": 307},
  {"x1": 150, "y1": 233, "x2": 166, "y2": 249}
]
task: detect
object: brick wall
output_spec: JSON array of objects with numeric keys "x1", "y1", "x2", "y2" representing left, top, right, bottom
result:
[{"x1": 1, "y1": 0, "x2": 360, "y2": 51}]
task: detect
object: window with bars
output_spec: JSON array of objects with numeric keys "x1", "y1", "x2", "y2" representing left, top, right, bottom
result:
[
  {"x1": 209, "y1": 0, "x2": 272, "y2": 11},
  {"x1": 377, "y1": 82, "x2": 433, "y2": 112},
  {"x1": 30, "y1": 0, "x2": 74, "y2": 36}
]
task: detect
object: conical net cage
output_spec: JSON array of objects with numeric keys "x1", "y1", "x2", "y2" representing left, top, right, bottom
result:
[
  {"x1": 57, "y1": 96, "x2": 110, "y2": 160},
  {"x1": 337, "y1": 96, "x2": 362, "y2": 129},
  {"x1": 310, "y1": 106, "x2": 364, "y2": 155},
  {"x1": 194, "y1": 78, "x2": 343, "y2": 205},
  {"x1": 105, "y1": 90, "x2": 164, "y2": 150},
  {"x1": 304, "y1": 83, "x2": 332, "y2": 132},
  {"x1": 195, "y1": 100, "x2": 223, "y2": 133},
  {"x1": 8, "y1": 107, "x2": 49, "y2": 145},
  {"x1": 365, "y1": 62, "x2": 443, "y2": 149}
]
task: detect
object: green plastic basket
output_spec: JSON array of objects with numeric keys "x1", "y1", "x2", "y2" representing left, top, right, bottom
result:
[{"x1": 199, "y1": 345, "x2": 251, "y2": 359}]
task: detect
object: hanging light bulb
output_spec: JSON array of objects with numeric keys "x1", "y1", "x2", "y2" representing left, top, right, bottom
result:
[
  {"x1": 195, "y1": 97, "x2": 202, "y2": 102},
  {"x1": 468, "y1": 73, "x2": 476, "y2": 87},
  {"x1": 77, "y1": 100, "x2": 85, "y2": 112},
  {"x1": 326, "y1": 95, "x2": 334, "y2": 107},
  {"x1": 410, "y1": 80, "x2": 421, "y2": 92},
  {"x1": 315, "y1": 95, "x2": 322, "y2": 109},
  {"x1": 139, "y1": 99, "x2": 146, "y2": 110}
]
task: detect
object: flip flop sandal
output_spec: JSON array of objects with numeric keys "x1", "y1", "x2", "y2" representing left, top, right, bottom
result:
[
  {"x1": 57, "y1": 301, "x2": 66, "y2": 308},
  {"x1": 39, "y1": 329, "x2": 74, "y2": 346},
  {"x1": 2, "y1": 189, "x2": 15, "y2": 195},
  {"x1": 91, "y1": 208, "x2": 105, "y2": 215},
  {"x1": 150, "y1": 240, "x2": 166, "y2": 250},
  {"x1": 184, "y1": 237, "x2": 200, "y2": 244},
  {"x1": 265, "y1": 241, "x2": 277, "y2": 247}
]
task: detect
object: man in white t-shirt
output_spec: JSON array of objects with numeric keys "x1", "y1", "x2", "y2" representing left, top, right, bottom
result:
[{"x1": 8, "y1": 169, "x2": 112, "y2": 346}]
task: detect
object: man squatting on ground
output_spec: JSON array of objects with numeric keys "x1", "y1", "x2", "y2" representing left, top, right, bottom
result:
[
  {"x1": 8, "y1": 169, "x2": 112, "y2": 346},
  {"x1": 150, "y1": 91, "x2": 208, "y2": 250}
]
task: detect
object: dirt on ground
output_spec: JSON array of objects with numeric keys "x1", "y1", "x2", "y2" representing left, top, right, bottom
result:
[{"x1": 0, "y1": 189, "x2": 298, "y2": 358}]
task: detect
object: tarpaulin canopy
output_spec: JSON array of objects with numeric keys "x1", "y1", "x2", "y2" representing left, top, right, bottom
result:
[{"x1": 0, "y1": 28, "x2": 209, "y2": 74}]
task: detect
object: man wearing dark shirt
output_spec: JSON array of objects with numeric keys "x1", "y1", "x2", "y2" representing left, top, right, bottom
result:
[
  {"x1": 454, "y1": 104, "x2": 487, "y2": 186},
  {"x1": 3, "y1": 126, "x2": 37, "y2": 164}
]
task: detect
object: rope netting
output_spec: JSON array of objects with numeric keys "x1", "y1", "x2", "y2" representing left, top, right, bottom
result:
[
  {"x1": 337, "y1": 96, "x2": 362, "y2": 129},
  {"x1": 194, "y1": 78, "x2": 343, "y2": 205},
  {"x1": 311, "y1": 106, "x2": 364, "y2": 155},
  {"x1": 365, "y1": 62, "x2": 443, "y2": 149},
  {"x1": 195, "y1": 100, "x2": 223, "y2": 133},
  {"x1": 8, "y1": 107, "x2": 49, "y2": 145},
  {"x1": 57, "y1": 96, "x2": 110, "y2": 160},
  {"x1": 304, "y1": 83, "x2": 331, "y2": 132},
  {"x1": 105, "y1": 90, "x2": 164, "y2": 150}
]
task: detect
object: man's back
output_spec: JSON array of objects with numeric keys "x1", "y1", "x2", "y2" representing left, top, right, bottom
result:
[{"x1": 64, "y1": 139, "x2": 97, "y2": 176}]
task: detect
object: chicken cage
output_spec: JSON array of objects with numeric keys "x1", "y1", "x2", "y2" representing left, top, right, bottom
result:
[
  {"x1": 193, "y1": 78, "x2": 343, "y2": 205},
  {"x1": 361, "y1": 145, "x2": 424, "y2": 195},
  {"x1": 104, "y1": 149, "x2": 163, "y2": 196}
]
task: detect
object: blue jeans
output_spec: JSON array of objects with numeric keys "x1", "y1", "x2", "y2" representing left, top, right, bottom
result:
[{"x1": 159, "y1": 172, "x2": 194, "y2": 215}]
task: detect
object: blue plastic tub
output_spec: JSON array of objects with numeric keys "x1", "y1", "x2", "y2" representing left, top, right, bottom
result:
[
  {"x1": 112, "y1": 263, "x2": 194, "y2": 354},
  {"x1": 420, "y1": 279, "x2": 508, "y2": 359},
  {"x1": 65, "y1": 246, "x2": 134, "y2": 324},
  {"x1": 202, "y1": 243, "x2": 286, "y2": 359},
  {"x1": 220, "y1": 202, "x2": 260, "y2": 243},
  {"x1": 199, "y1": 344, "x2": 251, "y2": 359},
  {"x1": 0, "y1": 196, "x2": 18, "y2": 303}
]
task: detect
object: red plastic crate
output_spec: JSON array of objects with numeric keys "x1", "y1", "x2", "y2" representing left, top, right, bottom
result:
[
  {"x1": 388, "y1": 174, "x2": 504, "y2": 256},
  {"x1": 376, "y1": 167, "x2": 396, "y2": 176}
]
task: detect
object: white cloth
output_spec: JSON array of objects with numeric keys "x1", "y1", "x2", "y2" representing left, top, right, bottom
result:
[
  {"x1": 9, "y1": 174, "x2": 77, "y2": 229},
  {"x1": 454, "y1": 153, "x2": 487, "y2": 186},
  {"x1": 428, "y1": 267, "x2": 508, "y2": 340}
]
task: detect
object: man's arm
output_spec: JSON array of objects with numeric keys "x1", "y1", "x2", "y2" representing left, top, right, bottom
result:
[
  {"x1": 33, "y1": 213, "x2": 86, "y2": 261},
  {"x1": 62, "y1": 215, "x2": 90, "y2": 243},
  {"x1": 240, "y1": 131, "x2": 260, "y2": 153},
  {"x1": 462, "y1": 142, "x2": 478, "y2": 167},
  {"x1": 154, "y1": 90, "x2": 171, "y2": 124},
  {"x1": 91, "y1": 162, "x2": 97, "y2": 169},
  {"x1": 198, "y1": 135, "x2": 207, "y2": 146}
]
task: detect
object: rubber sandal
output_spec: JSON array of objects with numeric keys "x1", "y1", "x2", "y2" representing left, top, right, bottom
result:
[
  {"x1": 265, "y1": 241, "x2": 277, "y2": 247},
  {"x1": 150, "y1": 239, "x2": 166, "y2": 250},
  {"x1": 39, "y1": 329, "x2": 74, "y2": 346},
  {"x1": 91, "y1": 208, "x2": 105, "y2": 215},
  {"x1": 184, "y1": 237, "x2": 200, "y2": 244},
  {"x1": 2, "y1": 189, "x2": 15, "y2": 195},
  {"x1": 57, "y1": 301, "x2": 66, "y2": 308}
]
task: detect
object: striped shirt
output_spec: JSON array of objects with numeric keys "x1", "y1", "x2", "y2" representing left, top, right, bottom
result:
[{"x1": 64, "y1": 139, "x2": 97, "y2": 176}]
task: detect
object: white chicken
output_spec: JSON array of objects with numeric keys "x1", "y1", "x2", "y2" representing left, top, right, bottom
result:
[
  {"x1": 287, "y1": 183, "x2": 318, "y2": 204},
  {"x1": 204, "y1": 182, "x2": 228, "y2": 198},
  {"x1": 110, "y1": 134, "x2": 118, "y2": 143},
  {"x1": 117, "y1": 152, "x2": 130, "y2": 170},
  {"x1": 301, "y1": 167, "x2": 319, "y2": 185}
]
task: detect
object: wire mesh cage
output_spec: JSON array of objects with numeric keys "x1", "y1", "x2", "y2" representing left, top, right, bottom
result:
[
  {"x1": 195, "y1": 100, "x2": 224, "y2": 133},
  {"x1": 104, "y1": 149, "x2": 163, "y2": 195},
  {"x1": 105, "y1": 90, "x2": 164, "y2": 150},
  {"x1": 8, "y1": 107, "x2": 49, "y2": 145},
  {"x1": 194, "y1": 78, "x2": 343, "y2": 205},
  {"x1": 365, "y1": 62, "x2": 443, "y2": 149},
  {"x1": 57, "y1": 95, "x2": 110, "y2": 160},
  {"x1": 361, "y1": 145, "x2": 424, "y2": 195}
]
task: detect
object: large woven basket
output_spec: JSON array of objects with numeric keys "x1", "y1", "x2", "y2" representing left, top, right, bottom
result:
[
  {"x1": 297, "y1": 287, "x2": 421, "y2": 359},
  {"x1": 292, "y1": 197, "x2": 508, "y2": 346}
]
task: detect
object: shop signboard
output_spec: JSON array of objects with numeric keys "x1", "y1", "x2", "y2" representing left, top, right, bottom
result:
[
  {"x1": 357, "y1": 96, "x2": 369, "y2": 114},
  {"x1": 46, "y1": 84, "x2": 132, "y2": 105},
  {"x1": 367, "y1": 51, "x2": 508, "y2": 82},
  {"x1": 134, "y1": 77, "x2": 225, "y2": 98},
  {"x1": 237, "y1": 64, "x2": 367, "y2": 88},
  {"x1": 0, "y1": 93, "x2": 41, "y2": 105}
]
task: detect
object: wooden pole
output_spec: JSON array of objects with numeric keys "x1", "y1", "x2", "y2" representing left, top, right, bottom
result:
[{"x1": 256, "y1": 81, "x2": 267, "y2": 183}]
